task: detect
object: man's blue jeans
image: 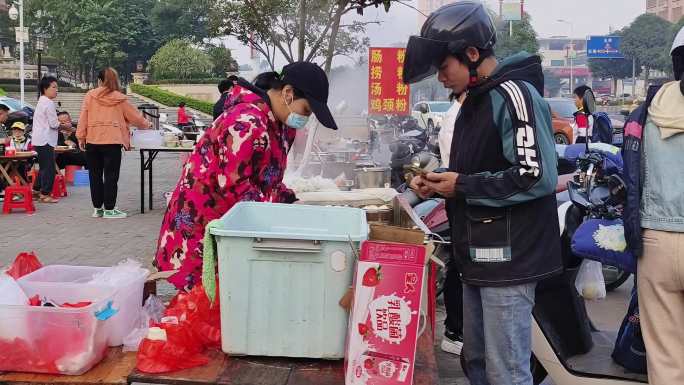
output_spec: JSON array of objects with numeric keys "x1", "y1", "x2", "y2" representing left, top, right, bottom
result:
[{"x1": 462, "y1": 282, "x2": 537, "y2": 385}]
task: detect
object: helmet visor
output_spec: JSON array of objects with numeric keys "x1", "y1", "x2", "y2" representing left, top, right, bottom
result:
[{"x1": 403, "y1": 36, "x2": 448, "y2": 84}]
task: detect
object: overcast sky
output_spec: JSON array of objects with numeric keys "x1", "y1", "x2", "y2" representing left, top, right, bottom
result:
[
  {"x1": 363, "y1": 0, "x2": 646, "y2": 45},
  {"x1": 228, "y1": 0, "x2": 647, "y2": 68}
]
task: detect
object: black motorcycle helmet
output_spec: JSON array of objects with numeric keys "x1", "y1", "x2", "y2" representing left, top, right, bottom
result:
[{"x1": 403, "y1": 1, "x2": 496, "y2": 85}]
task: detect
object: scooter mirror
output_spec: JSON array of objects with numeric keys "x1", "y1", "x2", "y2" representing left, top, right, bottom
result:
[
  {"x1": 567, "y1": 181, "x2": 591, "y2": 209},
  {"x1": 583, "y1": 89, "x2": 597, "y2": 115}
]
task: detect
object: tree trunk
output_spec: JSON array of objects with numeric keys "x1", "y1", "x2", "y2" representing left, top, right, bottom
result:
[
  {"x1": 643, "y1": 66, "x2": 650, "y2": 96},
  {"x1": 613, "y1": 77, "x2": 617, "y2": 97},
  {"x1": 323, "y1": 1, "x2": 347, "y2": 74},
  {"x1": 297, "y1": 0, "x2": 307, "y2": 61}
]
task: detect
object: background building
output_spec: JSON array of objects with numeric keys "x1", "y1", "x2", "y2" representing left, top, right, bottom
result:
[
  {"x1": 539, "y1": 37, "x2": 591, "y2": 96},
  {"x1": 646, "y1": 0, "x2": 683, "y2": 22}
]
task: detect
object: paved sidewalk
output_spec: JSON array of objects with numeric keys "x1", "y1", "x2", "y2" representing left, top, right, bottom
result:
[{"x1": 0, "y1": 151, "x2": 183, "y2": 268}]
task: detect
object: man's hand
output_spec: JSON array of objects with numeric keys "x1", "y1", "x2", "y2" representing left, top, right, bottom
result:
[
  {"x1": 64, "y1": 139, "x2": 76, "y2": 148},
  {"x1": 409, "y1": 175, "x2": 435, "y2": 199},
  {"x1": 423, "y1": 172, "x2": 459, "y2": 198},
  {"x1": 78, "y1": 140, "x2": 86, "y2": 152}
]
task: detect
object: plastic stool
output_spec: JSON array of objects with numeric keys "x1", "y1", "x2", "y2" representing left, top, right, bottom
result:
[
  {"x1": 73, "y1": 169, "x2": 90, "y2": 186},
  {"x1": 65, "y1": 165, "x2": 82, "y2": 185},
  {"x1": 51, "y1": 174, "x2": 68, "y2": 198},
  {"x1": 28, "y1": 169, "x2": 38, "y2": 190},
  {"x1": 2, "y1": 178, "x2": 35, "y2": 214}
]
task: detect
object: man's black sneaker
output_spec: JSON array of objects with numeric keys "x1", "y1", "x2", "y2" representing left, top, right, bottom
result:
[{"x1": 441, "y1": 329, "x2": 463, "y2": 355}]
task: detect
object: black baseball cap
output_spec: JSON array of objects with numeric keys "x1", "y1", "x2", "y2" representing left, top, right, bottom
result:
[{"x1": 281, "y1": 62, "x2": 338, "y2": 130}]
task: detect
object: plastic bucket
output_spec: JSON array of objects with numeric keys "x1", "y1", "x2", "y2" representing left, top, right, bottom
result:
[
  {"x1": 65, "y1": 165, "x2": 82, "y2": 185},
  {"x1": 73, "y1": 170, "x2": 90, "y2": 186}
]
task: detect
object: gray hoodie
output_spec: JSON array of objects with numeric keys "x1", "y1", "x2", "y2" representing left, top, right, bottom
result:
[{"x1": 641, "y1": 81, "x2": 684, "y2": 232}]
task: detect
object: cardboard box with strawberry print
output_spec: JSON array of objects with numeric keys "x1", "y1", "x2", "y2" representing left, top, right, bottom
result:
[{"x1": 345, "y1": 240, "x2": 427, "y2": 385}]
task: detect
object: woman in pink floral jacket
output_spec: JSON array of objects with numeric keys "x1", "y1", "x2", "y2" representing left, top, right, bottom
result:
[{"x1": 155, "y1": 62, "x2": 338, "y2": 290}]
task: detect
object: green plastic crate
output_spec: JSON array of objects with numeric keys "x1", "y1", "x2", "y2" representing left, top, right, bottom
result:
[{"x1": 211, "y1": 202, "x2": 368, "y2": 358}]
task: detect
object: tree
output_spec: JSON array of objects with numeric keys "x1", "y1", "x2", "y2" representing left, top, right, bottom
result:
[
  {"x1": 0, "y1": 9, "x2": 15, "y2": 58},
  {"x1": 206, "y1": 45, "x2": 239, "y2": 77},
  {"x1": 148, "y1": 39, "x2": 213, "y2": 80},
  {"x1": 151, "y1": 0, "x2": 212, "y2": 43},
  {"x1": 209, "y1": 0, "x2": 396, "y2": 73},
  {"x1": 588, "y1": 58, "x2": 638, "y2": 95},
  {"x1": 495, "y1": 13, "x2": 540, "y2": 59},
  {"x1": 586, "y1": 30, "x2": 641, "y2": 95},
  {"x1": 622, "y1": 13, "x2": 673, "y2": 91},
  {"x1": 24, "y1": 0, "x2": 161, "y2": 85}
]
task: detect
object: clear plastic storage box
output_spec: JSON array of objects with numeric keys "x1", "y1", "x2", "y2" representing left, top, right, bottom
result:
[
  {"x1": 0, "y1": 283, "x2": 114, "y2": 375},
  {"x1": 17, "y1": 264, "x2": 148, "y2": 346}
]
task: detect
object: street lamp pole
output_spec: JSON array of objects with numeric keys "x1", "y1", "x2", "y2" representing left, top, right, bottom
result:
[
  {"x1": 36, "y1": 36, "x2": 44, "y2": 99},
  {"x1": 558, "y1": 19, "x2": 574, "y2": 93},
  {"x1": 18, "y1": 0, "x2": 24, "y2": 106},
  {"x1": 9, "y1": 1, "x2": 25, "y2": 105}
]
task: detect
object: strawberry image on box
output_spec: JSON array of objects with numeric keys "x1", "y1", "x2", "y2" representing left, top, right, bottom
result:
[{"x1": 345, "y1": 241, "x2": 427, "y2": 385}]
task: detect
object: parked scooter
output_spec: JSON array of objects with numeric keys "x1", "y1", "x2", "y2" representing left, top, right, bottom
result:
[
  {"x1": 388, "y1": 126, "x2": 440, "y2": 188},
  {"x1": 556, "y1": 142, "x2": 631, "y2": 292}
]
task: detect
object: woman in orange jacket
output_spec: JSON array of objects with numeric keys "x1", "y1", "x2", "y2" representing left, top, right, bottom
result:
[{"x1": 76, "y1": 67, "x2": 151, "y2": 219}]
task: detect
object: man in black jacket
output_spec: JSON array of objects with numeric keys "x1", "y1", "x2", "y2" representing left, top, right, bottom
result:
[
  {"x1": 403, "y1": 3, "x2": 562, "y2": 385},
  {"x1": 56, "y1": 111, "x2": 87, "y2": 170}
]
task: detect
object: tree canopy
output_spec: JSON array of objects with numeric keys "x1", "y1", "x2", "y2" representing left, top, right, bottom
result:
[
  {"x1": 23, "y1": 0, "x2": 161, "y2": 85},
  {"x1": 495, "y1": 13, "x2": 540, "y2": 59},
  {"x1": 622, "y1": 13, "x2": 673, "y2": 88},
  {"x1": 148, "y1": 39, "x2": 213, "y2": 80},
  {"x1": 209, "y1": 0, "x2": 398, "y2": 73}
]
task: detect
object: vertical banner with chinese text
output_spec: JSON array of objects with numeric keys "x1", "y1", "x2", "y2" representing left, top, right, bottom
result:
[{"x1": 368, "y1": 47, "x2": 410, "y2": 115}]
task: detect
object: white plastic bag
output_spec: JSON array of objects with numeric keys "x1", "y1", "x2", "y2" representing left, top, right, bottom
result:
[
  {"x1": 88, "y1": 259, "x2": 149, "y2": 286},
  {"x1": 0, "y1": 272, "x2": 30, "y2": 341},
  {"x1": 122, "y1": 295, "x2": 166, "y2": 352},
  {"x1": 0, "y1": 272, "x2": 28, "y2": 305},
  {"x1": 575, "y1": 260, "x2": 606, "y2": 300}
]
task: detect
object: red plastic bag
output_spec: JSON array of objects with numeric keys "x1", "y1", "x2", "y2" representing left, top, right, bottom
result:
[
  {"x1": 0, "y1": 338, "x2": 59, "y2": 374},
  {"x1": 135, "y1": 282, "x2": 221, "y2": 373},
  {"x1": 164, "y1": 282, "x2": 221, "y2": 349},
  {"x1": 6, "y1": 252, "x2": 42, "y2": 279},
  {"x1": 136, "y1": 323, "x2": 209, "y2": 373}
]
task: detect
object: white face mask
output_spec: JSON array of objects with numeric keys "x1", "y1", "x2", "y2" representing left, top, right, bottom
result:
[{"x1": 284, "y1": 94, "x2": 310, "y2": 130}]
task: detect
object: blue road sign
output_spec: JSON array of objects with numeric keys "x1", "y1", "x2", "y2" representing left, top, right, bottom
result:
[{"x1": 587, "y1": 36, "x2": 624, "y2": 59}]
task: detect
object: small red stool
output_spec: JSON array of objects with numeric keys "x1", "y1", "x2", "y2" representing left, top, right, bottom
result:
[
  {"x1": 64, "y1": 165, "x2": 82, "y2": 185},
  {"x1": 2, "y1": 178, "x2": 35, "y2": 214},
  {"x1": 51, "y1": 174, "x2": 68, "y2": 198}
]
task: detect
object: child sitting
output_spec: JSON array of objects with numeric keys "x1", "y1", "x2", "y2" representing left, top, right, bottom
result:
[{"x1": 8, "y1": 121, "x2": 32, "y2": 151}]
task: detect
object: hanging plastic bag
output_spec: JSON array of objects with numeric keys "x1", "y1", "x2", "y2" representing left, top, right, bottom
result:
[
  {"x1": 612, "y1": 286, "x2": 647, "y2": 374},
  {"x1": 575, "y1": 260, "x2": 606, "y2": 300},
  {"x1": 572, "y1": 218, "x2": 636, "y2": 274},
  {"x1": 6, "y1": 252, "x2": 42, "y2": 280}
]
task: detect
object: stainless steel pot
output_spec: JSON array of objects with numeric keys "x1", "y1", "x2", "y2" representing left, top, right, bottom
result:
[{"x1": 355, "y1": 167, "x2": 390, "y2": 189}]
